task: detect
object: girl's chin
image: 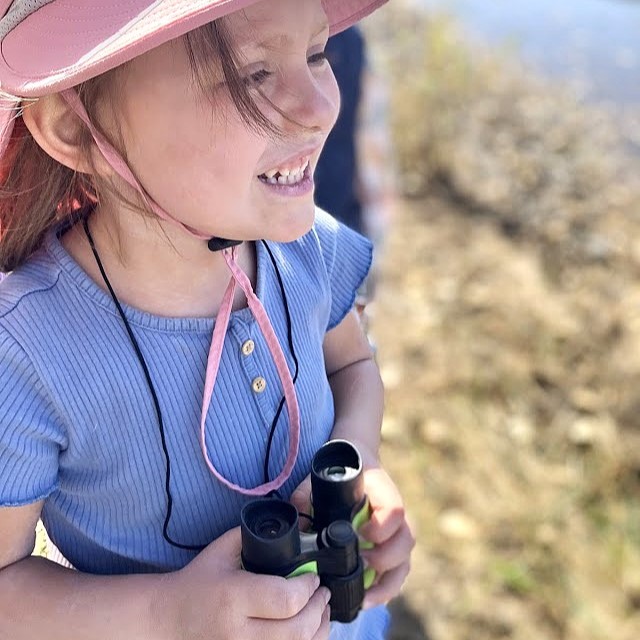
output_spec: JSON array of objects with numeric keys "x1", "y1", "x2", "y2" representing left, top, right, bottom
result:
[
  {"x1": 194, "y1": 201, "x2": 316, "y2": 245},
  {"x1": 262, "y1": 207, "x2": 316, "y2": 243},
  {"x1": 261, "y1": 226, "x2": 312, "y2": 244}
]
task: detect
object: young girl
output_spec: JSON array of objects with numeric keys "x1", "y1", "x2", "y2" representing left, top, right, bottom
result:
[{"x1": 0, "y1": 1, "x2": 413, "y2": 638}]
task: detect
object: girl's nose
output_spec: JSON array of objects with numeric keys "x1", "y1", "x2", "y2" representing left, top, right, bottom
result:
[{"x1": 279, "y1": 66, "x2": 340, "y2": 136}]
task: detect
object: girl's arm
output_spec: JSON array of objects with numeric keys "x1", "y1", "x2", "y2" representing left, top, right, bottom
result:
[
  {"x1": 0, "y1": 503, "x2": 329, "y2": 640},
  {"x1": 0, "y1": 502, "x2": 168, "y2": 639},
  {"x1": 322, "y1": 309, "x2": 383, "y2": 467},
  {"x1": 294, "y1": 309, "x2": 414, "y2": 609}
]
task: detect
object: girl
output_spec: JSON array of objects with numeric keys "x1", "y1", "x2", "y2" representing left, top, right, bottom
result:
[{"x1": 0, "y1": 1, "x2": 413, "y2": 639}]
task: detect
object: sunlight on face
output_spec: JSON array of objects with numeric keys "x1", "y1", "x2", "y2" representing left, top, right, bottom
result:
[{"x1": 113, "y1": 0, "x2": 340, "y2": 243}]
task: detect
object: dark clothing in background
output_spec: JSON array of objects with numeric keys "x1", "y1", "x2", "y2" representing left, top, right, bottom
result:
[{"x1": 315, "y1": 27, "x2": 367, "y2": 235}]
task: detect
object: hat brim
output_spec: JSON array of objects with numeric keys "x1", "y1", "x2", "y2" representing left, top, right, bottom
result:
[
  {"x1": 0, "y1": 0, "x2": 387, "y2": 157},
  {"x1": 0, "y1": 0, "x2": 387, "y2": 96}
]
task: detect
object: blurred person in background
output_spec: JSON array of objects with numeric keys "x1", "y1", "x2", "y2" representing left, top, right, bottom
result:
[{"x1": 315, "y1": 25, "x2": 395, "y2": 329}]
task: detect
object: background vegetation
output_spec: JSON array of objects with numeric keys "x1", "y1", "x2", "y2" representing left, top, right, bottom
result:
[{"x1": 367, "y1": 5, "x2": 640, "y2": 639}]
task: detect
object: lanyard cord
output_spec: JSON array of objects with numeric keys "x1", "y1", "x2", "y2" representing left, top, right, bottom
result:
[
  {"x1": 261, "y1": 240, "x2": 300, "y2": 487},
  {"x1": 83, "y1": 218, "x2": 299, "y2": 551}
]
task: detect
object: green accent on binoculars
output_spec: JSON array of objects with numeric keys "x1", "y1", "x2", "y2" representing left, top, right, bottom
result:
[
  {"x1": 285, "y1": 558, "x2": 375, "y2": 590},
  {"x1": 287, "y1": 561, "x2": 319, "y2": 578},
  {"x1": 352, "y1": 499, "x2": 377, "y2": 589},
  {"x1": 364, "y1": 566, "x2": 376, "y2": 590},
  {"x1": 353, "y1": 500, "x2": 373, "y2": 549}
]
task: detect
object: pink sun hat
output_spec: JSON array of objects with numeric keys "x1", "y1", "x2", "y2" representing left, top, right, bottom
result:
[{"x1": 0, "y1": 0, "x2": 388, "y2": 157}]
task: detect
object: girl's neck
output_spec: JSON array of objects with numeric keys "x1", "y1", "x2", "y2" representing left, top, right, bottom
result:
[{"x1": 61, "y1": 205, "x2": 256, "y2": 319}]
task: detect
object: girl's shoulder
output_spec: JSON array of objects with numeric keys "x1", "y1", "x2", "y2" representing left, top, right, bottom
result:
[
  {"x1": 0, "y1": 243, "x2": 62, "y2": 321},
  {"x1": 309, "y1": 206, "x2": 345, "y2": 244},
  {"x1": 307, "y1": 206, "x2": 372, "y2": 273},
  {"x1": 294, "y1": 207, "x2": 372, "y2": 332},
  {"x1": 298, "y1": 206, "x2": 372, "y2": 269}
]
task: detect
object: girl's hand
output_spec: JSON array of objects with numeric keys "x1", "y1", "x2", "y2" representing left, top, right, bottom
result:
[
  {"x1": 289, "y1": 465, "x2": 415, "y2": 609},
  {"x1": 160, "y1": 526, "x2": 331, "y2": 640},
  {"x1": 358, "y1": 467, "x2": 415, "y2": 609}
]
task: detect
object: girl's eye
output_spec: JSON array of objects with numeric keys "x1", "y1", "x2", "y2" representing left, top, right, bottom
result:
[
  {"x1": 245, "y1": 69, "x2": 273, "y2": 87},
  {"x1": 245, "y1": 51, "x2": 327, "y2": 87},
  {"x1": 308, "y1": 51, "x2": 328, "y2": 66}
]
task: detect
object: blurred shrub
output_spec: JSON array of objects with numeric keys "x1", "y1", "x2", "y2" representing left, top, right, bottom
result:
[{"x1": 366, "y1": 6, "x2": 640, "y2": 266}]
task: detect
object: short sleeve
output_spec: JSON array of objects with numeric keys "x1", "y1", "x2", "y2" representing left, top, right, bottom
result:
[
  {"x1": 313, "y1": 208, "x2": 373, "y2": 331},
  {"x1": 0, "y1": 327, "x2": 66, "y2": 506}
]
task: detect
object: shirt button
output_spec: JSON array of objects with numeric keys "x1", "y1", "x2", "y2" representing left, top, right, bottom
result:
[
  {"x1": 252, "y1": 377, "x2": 267, "y2": 393},
  {"x1": 241, "y1": 340, "x2": 255, "y2": 356}
]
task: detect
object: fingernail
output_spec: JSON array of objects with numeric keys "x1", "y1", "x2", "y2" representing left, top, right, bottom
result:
[
  {"x1": 313, "y1": 575, "x2": 321, "y2": 590},
  {"x1": 322, "y1": 587, "x2": 332, "y2": 606}
]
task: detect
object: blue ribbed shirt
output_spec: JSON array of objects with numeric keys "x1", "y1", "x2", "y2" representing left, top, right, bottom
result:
[{"x1": 0, "y1": 208, "x2": 389, "y2": 638}]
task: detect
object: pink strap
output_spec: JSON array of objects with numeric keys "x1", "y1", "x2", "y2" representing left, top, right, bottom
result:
[
  {"x1": 200, "y1": 246, "x2": 300, "y2": 495},
  {"x1": 60, "y1": 90, "x2": 209, "y2": 240},
  {"x1": 62, "y1": 90, "x2": 300, "y2": 496}
]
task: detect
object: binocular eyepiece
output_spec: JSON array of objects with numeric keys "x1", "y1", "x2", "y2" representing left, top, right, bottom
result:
[{"x1": 241, "y1": 440, "x2": 368, "y2": 623}]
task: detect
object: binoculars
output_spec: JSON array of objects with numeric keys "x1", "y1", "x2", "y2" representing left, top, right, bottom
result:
[{"x1": 240, "y1": 440, "x2": 371, "y2": 623}]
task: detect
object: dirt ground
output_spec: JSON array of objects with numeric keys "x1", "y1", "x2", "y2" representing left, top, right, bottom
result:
[{"x1": 372, "y1": 195, "x2": 640, "y2": 640}]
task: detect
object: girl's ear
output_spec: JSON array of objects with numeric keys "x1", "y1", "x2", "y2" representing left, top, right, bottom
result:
[{"x1": 21, "y1": 93, "x2": 94, "y2": 174}]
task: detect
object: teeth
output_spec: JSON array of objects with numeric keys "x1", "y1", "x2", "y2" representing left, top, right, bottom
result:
[{"x1": 262, "y1": 159, "x2": 309, "y2": 184}]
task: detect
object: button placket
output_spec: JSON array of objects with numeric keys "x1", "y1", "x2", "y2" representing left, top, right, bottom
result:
[{"x1": 229, "y1": 320, "x2": 279, "y2": 428}]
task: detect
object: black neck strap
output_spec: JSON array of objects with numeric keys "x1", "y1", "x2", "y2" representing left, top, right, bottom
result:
[{"x1": 82, "y1": 217, "x2": 299, "y2": 551}]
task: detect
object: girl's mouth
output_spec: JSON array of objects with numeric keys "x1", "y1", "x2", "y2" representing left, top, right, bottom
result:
[
  {"x1": 258, "y1": 159, "x2": 311, "y2": 186},
  {"x1": 257, "y1": 160, "x2": 313, "y2": 196}
]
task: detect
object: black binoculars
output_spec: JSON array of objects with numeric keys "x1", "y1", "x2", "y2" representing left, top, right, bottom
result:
[{"x1": 240, "y1": 440, "x2": 370, "y2": 623}]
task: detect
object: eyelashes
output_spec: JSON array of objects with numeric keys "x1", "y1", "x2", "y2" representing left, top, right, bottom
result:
[
  {"x1": 247, "y1": 68, "x2": 272, "y2": 86},
  {"x1": 245, "y1": 51, "x2": 328, "y2": 87},
  {"x1": 307, "y1": 51, "x2": 328, "y2": 66}
]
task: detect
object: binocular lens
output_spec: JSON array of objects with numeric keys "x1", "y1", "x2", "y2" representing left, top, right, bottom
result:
[
  {"x1": 244, "y1": 500, "x2": 296, "y2": 541},
  {"x1": 241, "y1": 499, "x2": 301, "y2": 575},
  {"x1": 319, "y1": 465, "x2": 359, "y2": 482},
  {"x1": 324, "y1": 465, "x2": 346, "y2": 479},
  {"x1": 255, "y1": 516, "x2": 289, "y2": 539}
]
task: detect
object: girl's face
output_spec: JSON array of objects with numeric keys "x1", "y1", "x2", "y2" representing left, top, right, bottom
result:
[{"x1": 113, "y1": 0, "x2": 340, "y2": 243}]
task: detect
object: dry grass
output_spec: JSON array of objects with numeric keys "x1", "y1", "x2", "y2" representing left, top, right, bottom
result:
[{"x1": 375, "y1": 197, "x2": 640, "y2": 640}]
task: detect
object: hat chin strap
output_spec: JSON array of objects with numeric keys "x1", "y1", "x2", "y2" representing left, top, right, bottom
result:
[
  {"x1": 207, "y1": 237, "x2": 242, "y2": 252},
  {"x1": 60, "y1": 89, "x2": 241, "y2": 250},
  {"x1": 60, "y1": 89, "x2": 300, "y2": 496}
]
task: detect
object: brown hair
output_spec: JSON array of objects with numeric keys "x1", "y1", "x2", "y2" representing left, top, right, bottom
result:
[{"x1": 0, "y1": 18, "x2": 280, "y2": 273}]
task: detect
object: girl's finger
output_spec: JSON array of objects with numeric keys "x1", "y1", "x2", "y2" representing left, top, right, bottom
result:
[
  {"x1": 362, "y1": 561, "x2": 411, "y2": 610},
  {"x1": 361, "y1": 522, "x2": 415, "y2": 575},
  {"x1": 364, "y1": 469, "x2": 403, "y2": 509},
  {"x1": 359, "y1": 469, "x2": 406, "y2": 545},
  {"x1": 359, "y1": 501, "x2": 406, "y2": 546},
  {"x1": 245, "y1": 573, "x2": 321, "y2": 620},
  {"x1": 310, "y1": 603, "x2": 331, "y2": 640},
  {"x1": 273, "y1": 585, "x2": 331, "y2": 640},
  {"x1": 290, "y1": 474, "x2": 312, "y2": 514}
]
